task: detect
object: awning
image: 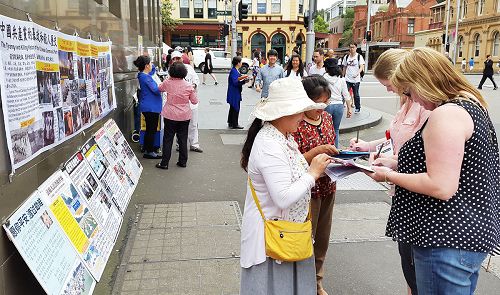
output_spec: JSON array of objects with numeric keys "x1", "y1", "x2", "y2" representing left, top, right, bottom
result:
[{"x1": 176, "y1": 24, "x2": 220, "y2": 31}]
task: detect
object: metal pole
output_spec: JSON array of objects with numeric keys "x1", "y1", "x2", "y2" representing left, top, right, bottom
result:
[
  {"x1": 444, "y1": 0, "x2": 451, "y2": 54},
  {"x1": 305, "y1": 0, "x2": 316, "y2": 68},
  {"x1": 364, "y1": 0, "x2": 371, "y2": 72},
  {"x1": 452, "y1": 0, "x2": 461, "y2": 64},
  {"x1": 231, "y1": 0, "x2": 237, "y2": 56},
  {"x1": 224, "y1": 0, "x2": 228, "y2": 50}
]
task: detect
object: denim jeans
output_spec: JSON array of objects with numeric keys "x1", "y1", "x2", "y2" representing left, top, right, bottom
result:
[
  {"x1": 346, "y1": 82, "x2": 361, "y2": 110},
  {"x1": 412, "y1": 246, "x2": 487, "y2": 295},
  {"x1": 325, "y1": 103, "x2": 344, "y2": 148}
]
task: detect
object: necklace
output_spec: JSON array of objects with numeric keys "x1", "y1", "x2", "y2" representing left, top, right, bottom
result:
[{"x1": 304, "y1": 113, "x2": 322, "y2": 125}]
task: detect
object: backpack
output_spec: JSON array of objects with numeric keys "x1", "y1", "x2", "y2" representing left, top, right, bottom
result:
[{"x1": 343, "y1": 53, "x2": 365, "y2": 79}]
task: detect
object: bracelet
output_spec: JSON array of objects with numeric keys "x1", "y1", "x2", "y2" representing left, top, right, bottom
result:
[{"x1": 384, "y1": 170, "x2": 394, "y2": 184}]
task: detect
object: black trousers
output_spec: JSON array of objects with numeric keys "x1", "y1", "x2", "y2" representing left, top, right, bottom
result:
[
  {"x1": 399, "y1": 242, "x2": 418, "y2": 295},
  {"x1": 143, "y1": 112, "x2": 159, "y2": 153},
  {"x1": 478, "y1": 74, "x2": 497, "y2": 88},
  {"x1": 161, "y1": 118, "x2": 190, "y2": 166},
  {"x1": 227, "y1": 105, "x2": 240, "y2": 128}
]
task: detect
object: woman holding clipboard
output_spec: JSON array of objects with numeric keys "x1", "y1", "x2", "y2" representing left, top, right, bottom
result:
[{"x1": 227, "y1": 56, "x2": 249, "y2": 129}]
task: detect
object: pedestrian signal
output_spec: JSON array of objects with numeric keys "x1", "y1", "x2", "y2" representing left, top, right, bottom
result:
[
  {"x1": 223, "y1": 24, "x2": 230, "y2": 37},
  {"x1": 304, "y1": 11, "x2": 309, "y2": 30},
  {"x1": 365, "y1": 30, "x2": 372, "y2": 42},
  {"x1": 238, "y1": 2, "x2": 249, "y2": 21}
]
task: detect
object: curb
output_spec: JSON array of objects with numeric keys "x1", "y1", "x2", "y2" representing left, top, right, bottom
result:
[{"x1": 340, "y1": 114, "x2": 383, "y2": 134}]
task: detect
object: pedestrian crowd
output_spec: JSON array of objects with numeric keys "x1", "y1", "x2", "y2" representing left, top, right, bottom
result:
[{"x1": 136, "y1": 45, "x2": 499, "y2": 295}]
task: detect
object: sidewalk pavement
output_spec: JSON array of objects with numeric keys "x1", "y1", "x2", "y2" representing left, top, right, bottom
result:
[{"x1": 101, "y1": 74, "x2": 500, "y2": 295}]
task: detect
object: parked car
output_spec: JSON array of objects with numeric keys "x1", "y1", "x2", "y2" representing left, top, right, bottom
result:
[{"x1": 192, "y1": 48, "x2": 252, "y2": 74}]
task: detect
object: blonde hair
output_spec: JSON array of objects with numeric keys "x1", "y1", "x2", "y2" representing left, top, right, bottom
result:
[
  {"x1": 391, "y1": 47, "x2": 487, "y2": 108},
  {"x1": 373, "y1": 48, "x2": 408, "y2": 80}
]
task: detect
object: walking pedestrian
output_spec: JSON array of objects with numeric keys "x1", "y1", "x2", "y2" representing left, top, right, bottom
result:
[
  {"x1": 461, "y1": 58, "x2": 466, "y2": 73},
  {"x1": 284, "y1": 54, "x2": 308, "y2": 79},
  {"x1": 156, "y1": 62, "x2": 198, "y2": 169},
  {"x1": 248, "y1": 51, "x2": 260, "y2": 88},
  {"x1": 478, "y1": 54, "x2": 498, "y2": 90},
  {"x1": 292, "y1": 75, "x2": 339, "y2": 295},
  {"x1": 255, "y1": 49, "x2": 284, "y2": 98},
  {"x1": 240, "y1": 78, "x2": 331, "y2": 295},
  {"x1": 469, "y1": 57, "x2": 475, "y2": 72},
  {"x1": 322, "y1": 58, "x2": 353, "y2": 148},
  {"x1": 367, "y1": 47, "x2": 500, "y2": 295},
  {"x1": 227, "y1": 56, "x2": 248, "y2": 129},
  {"x1": 308, "y1": 49, "x2": 326, "y2": 76},
  {"x1": 186, "y1": 46, "x2": 194, "y2": 67},
  {"x1": 342, "y1": 42, "x2": 365, "y2": 113},
  {"x1": 202, "y1": 47, "x2": 218, "y2": 85},
  {"x1": 170, "y1": 51, "x2": 203, "y2": 153},
  {"x1": 134, "y1": 55, "x2": 162, "y2": 159},
  {"x1": 350, "y1": 48, "x2": 431, "y2": 295}
]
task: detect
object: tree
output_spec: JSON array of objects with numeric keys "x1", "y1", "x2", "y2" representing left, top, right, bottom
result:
[
  {"x1": 161, "y1": 0, "x2": 181, "y2": 31},
  {"x1": 339, "y1": 8, "x2": 354, "y2": 48},
  {"x1": 314, "y1": 14, "x2": 329, "y2": 33}
]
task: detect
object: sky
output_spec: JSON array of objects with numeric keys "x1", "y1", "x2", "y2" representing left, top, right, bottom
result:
[{"x1": 317, "y1": 0, "x2": 338, "y2": 10}]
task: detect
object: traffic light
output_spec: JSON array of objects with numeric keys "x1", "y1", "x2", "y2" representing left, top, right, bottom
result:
[
  {"x1": 223, "y1": 24, "x2": 230, "y2": 37},
  {"x1": 219, "y1": 25, "x2": 224, "y2": 37},
  {"x1": 365, "y1": 30, "x2": 372, "y2": 42},
  {"x1": 442, "y1": 33, "x2": 446, "y2": 44},
  {"x1": 238, "y1": 1, "x2": 249, "y2": 21},
  {"x1": 304, "y1": 11, "x2": 309, "y2": 30}
]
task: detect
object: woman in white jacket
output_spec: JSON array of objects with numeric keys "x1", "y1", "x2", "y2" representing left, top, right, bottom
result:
[{"x1": 322, "y1": 58, "x2": 352, "y2": 147}]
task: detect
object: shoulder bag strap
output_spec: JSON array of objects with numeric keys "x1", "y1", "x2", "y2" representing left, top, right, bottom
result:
[{"x1": 248, "y1": 177, "x2": 266, "y2": 221}]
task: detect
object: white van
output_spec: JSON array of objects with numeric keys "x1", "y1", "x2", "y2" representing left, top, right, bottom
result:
[{"x1": 192, "y1": 48, "x2": 252, "y2": 74}]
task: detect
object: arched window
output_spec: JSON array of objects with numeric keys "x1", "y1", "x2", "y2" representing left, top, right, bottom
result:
[
  {"x1": 251, "y1": 33, "x2": 266, "y2": 55},
  {"x1": 461, "y1": 0, "x2": 468, "y2": 18},
  {"x1": 493, "y1": 32, "x2": 500, "y2": 56},
  {"x1": 474, "y1": 34, "x2": 481, "y2": 57},
  {"x1": 458, "y1": 35, "x2": 463, "y2": 57}
]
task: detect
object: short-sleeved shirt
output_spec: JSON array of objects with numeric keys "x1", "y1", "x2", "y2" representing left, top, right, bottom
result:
[
  {"x1": 308, "y1": 64, "x2": 326, "y2": 76},
  {"x1": 255, "y1": 64, "x2": 284, "y2": 98},
  {"x1": 387, "y1": 99, "x2": 500, "y2": 254},
  {"x1": 292, "y1": 111, "x2": 336, "y2": 199},
  {"x1": 342, "y1": 53, "x2": 365, "y2": 83}
]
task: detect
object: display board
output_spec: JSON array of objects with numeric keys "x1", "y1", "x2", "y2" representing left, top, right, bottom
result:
[
  {"x1": 3, "y1": 119, "x2": 141, "y2": 295},
  {"x1": 0, "y1": 14, "x2": 116, "y2": 171}
]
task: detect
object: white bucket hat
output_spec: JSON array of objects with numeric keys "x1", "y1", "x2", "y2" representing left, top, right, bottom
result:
[{"x1": 251, "y1": 78, "x2": 327, "y2": 121}]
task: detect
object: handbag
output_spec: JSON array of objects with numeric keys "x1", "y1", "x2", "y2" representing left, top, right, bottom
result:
[{"x1": 248, "y1": 177, "x2": 313, "y2": 262}]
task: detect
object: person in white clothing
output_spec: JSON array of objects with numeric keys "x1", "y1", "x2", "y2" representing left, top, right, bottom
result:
[
  {"x1": 171, "y1": 51, "x2": 203, "y2": 152},
  {"x1": 308, "y1": 49, "x2": 326, "y2": 76},
  {"x1": 283, "y1": 54, "x2": 308, "y2": 79},
  {"x1": 342, "y1": 43, "x2": 365, "y2": 113},
  {"x1": 239, "y1": 78, "x2": 332, "y2": 295},
  {"x1": 322, "y1": 58, "x2": 352, "y2": 148}
]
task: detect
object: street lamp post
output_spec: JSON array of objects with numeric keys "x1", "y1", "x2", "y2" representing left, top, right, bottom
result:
[{"x1": 305, "y1": 0, "x2": 316, "y2": 68}]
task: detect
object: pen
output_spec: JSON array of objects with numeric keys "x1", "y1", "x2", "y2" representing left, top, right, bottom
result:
[
  {"x1": 375, "y1": 144, "x2": 383, "y2": 159},
  {"x1": 356, "y1": 130, "x2": 359, "y2": 143}
]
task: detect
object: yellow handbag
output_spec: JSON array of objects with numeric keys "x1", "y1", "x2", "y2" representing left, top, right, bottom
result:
[{"x1": 248, "y1": 177, "x2": 313, "y2": 262}]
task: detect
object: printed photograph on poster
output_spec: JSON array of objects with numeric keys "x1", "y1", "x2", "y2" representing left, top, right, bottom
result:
[
  {"x1": 42, "y1": 110, "x2": 55, "y2": 146},
  {"x1": 80, "y1": 100, "x2": 91, "y2": 126},
  {"x1": 89, "y1": 99, "x2": 100, "y2": 120},
  {"x1": 82, "y1": 138, "x2": 109, "y2": 179},
  {"x1": 61, "y1": 79, "x2": 79, "y2": 108},
  {"x1": 27, "y1": 120, "x2": 44, "y2": 155},
  {"x1": 2, "y1": 191, "x2": 95, "y2": 295},
  {"x1": 37, "y1": 71, "x2": 60, "y2": 106},
  {"x1": 63, "y1": 108, "x2": 74, "y2": 136},
  {"x1": 72, "y1": 105, "x2": 82, "y2": 132},
  {"x1": 60, "y1": 261, "x2": 95, "y2": 295},
  {"x1": 59, "y1": 51, "x2": 75, "y2": 80},
  {"x1": 55, "y1": 107, "x2": 65, "y2": 141},
  {"x1": 10, "y1": 127, "x2": 33, "y2": 163}
]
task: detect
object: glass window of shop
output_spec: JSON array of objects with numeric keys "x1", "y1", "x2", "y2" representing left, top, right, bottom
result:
[{"x1": 180, "y1": 0, "x2": 189, "y2": 18}]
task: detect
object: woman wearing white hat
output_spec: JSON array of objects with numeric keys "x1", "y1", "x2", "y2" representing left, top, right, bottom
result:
[{"x1": 240, "y1": 78, "x2": 332, "y2": 294}]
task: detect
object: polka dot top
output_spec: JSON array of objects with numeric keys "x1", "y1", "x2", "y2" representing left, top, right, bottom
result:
[{"x1": 386, "y1": 99, "x2": 500, "y2": 254}]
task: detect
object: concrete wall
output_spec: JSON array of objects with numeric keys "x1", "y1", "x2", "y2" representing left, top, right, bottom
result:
[{"x1": 0, "y1": 0, "x2": 161, "y2": 293}]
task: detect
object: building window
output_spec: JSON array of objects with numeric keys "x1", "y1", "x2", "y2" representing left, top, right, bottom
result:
[
  {"x1": 194, "y1": 0, "x2": 203, "y2": 18},
  {"x1": 393, "y1": 20, "x2": 397, "y2": 35},
  {"x1": 271, "y1": 0, "x2": 281, "y2": 13},
  {"x1": 407, "y1": 18, "x2": 415, "y2": 34},
  {"x1": 180, "y1": 0, "x2": 189, "y2": 18},
  {"x1": 461, "y1": 0, "x2": 468, "y2": 18},
  {"x1": 208, "y1": 0, "x2": 216, "y2": 19},
  {"x1": 243, "y1": 0, "x2": 252, "y2": 14},
  {"x1": 458, "y1": 35, "x2": 463, "y2": 57},
  {"x1": 257, "y1": 0, "x2": 266, "y2": 14},
  {"x1": 474, "y1": 34, "x2": 480, "y2": 56},
  {"x1": 299, "y1": 0, "x2": 304, "y2": 14},
  {"x1": 477, "y1": 0, "x2": 484, "y2": 15},
  {"x1": 339, "y1": 7, "x2": 344, "y2": 16},
  {"x1": 493, "y1": 32, "x2": 500, "y2": 56}
]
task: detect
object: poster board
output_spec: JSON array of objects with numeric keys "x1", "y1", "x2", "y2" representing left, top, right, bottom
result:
[
  {"x1": 0, "y1": 14, "x2": 116, "y2": 171},
  {"x1": 3, "y1": 192, "x2": 96, "y2": 295}
]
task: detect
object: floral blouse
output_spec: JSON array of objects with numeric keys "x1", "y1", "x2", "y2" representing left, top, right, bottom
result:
[{"x1": 292, "y1": 111, "x2": 336, "y2": 199}]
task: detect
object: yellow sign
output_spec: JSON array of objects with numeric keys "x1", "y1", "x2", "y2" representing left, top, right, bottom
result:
[
  {"x1": 35, "y1": 61, "x2": 59, "y2": 72},
  {"x1": 20, "y1": 117, "x2": 35, "y2": 128},
  {"x1": 50, "y1": 196, "x2": 89, "y2": 254},
  {"x1": 58, "y1": 38, "x2": 76, "y2": 52},
  {"x1": 90, "y1": 44, "x2": 98, "y2": 57},
  {"x1": 77, "y1": 42, "x2": 91, "y2": 57}
]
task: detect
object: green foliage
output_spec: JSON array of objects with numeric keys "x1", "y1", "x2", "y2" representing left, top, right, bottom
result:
[
  {"x1": 161, "y1": 0, "x2": 182, "y2": 31},
  {"x1": 314, "y1": 14, "x2": 329, "y2": 33},
  {"x1": 340, "y1": 8, "x2": 354, "y2": 48}
]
